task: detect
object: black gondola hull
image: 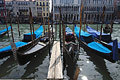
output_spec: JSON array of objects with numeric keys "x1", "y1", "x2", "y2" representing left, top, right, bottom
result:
[
  {"x1": 0, "y1": 31, "x2": 8, "y2": 38},
  {"x1": 16, "y1": 42, "x2": 50, "y2": 65},
  {"x1": 0, "y1": 51, "x2": 12, "y2": 59}
]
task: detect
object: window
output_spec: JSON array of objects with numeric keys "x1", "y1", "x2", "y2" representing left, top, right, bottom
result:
[
  {"x1": 43, "y1": 7, "x2": 45, "y2": 11},
  {"x1": 54, "y1": 0, "x2": 56, "y2": 4},
  {"x1": 47, "y1": 7, "x2": 49, "y2": 11},
  {"x1": 40, "y1": 2, "x2": 42, "y2": 6},
  {"x1": 43, "y1": 13, "x2": 45, "y2": 16},
  {"x1": 43, "y1": 2, "x2": 45, "y2": 6},
  {"x1": 47, "y1": 13, "x2": 48, "y2": 16},
  {"x1": 37, "y1": 2, "x2": 38, "y2": 6},
  {"x1": 46, "y1": 2, "x2": 48, "y2": 6},
  {"x1": 118, "y1": 6, "x2": 120, "y2": 11}
]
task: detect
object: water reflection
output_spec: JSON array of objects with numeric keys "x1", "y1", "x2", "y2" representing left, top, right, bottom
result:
[
  {"x1": 0, "y1": 24, "x2": 49, "y2": 79},
  {"x1": 0, "y1": 56, "x2": 17, "y2": 78},
  {"x1": 21, "y1": 49, "x2": 49, "y2": 79},
  {"x1": 85, "y1": 50, "x2": 113, "y2": 80},
  {"x1": 63, "y1": 44, "x2": 80, "y2": 80}
]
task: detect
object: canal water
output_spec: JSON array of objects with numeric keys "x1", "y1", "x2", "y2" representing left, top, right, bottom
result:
[{"x1": 0, "y1": 24, "x2": 120, "y2": 80}]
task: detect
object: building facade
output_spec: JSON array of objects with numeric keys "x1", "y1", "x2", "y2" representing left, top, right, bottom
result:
[
  {"x1": 36, "y1": 0, "x2": 50, "y2": 19},
  {"x1": 114, "y1": 0, "x2": 120, "y2": 19},
  {"x1": 12, "y1": 0, "x2": 37, "y2": 17},
  {"x1": 0, "y1": 0, "x2": 5, "y2": 23},
  {"x1": 83, "y1": 0, "x2": 114, "y2": 23},
  {"x1": 53, "y1": 0, "x2": 81, "y2": 23},
  {"x1": 5, "y1": 0, "x2": 37, "y2": 23}
]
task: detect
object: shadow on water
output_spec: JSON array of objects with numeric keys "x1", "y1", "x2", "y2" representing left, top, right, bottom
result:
[
  {"x1": 0, "y1": 56, "x2": 17, "y2": 77},
  {"x1": 63, "y1": 48, "x2": 80, "y2": 80},
  {"x1": 21, "y1": 49, "x2": 49, "y2": 79},
  {"x1": 86, "y1": 51, "x2": 113, "y2": 80}
]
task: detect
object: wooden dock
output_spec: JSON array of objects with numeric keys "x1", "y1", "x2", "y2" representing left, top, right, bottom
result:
[{"x1": 47, "y1": 41, "x2": 63, "y2": 80}]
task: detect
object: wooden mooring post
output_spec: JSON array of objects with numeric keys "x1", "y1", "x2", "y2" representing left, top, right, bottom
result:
[
  {"x1": 100, "y1": 6, "x2": 105, "y2": 42},
  {"x1": 79, "y1": 3, "x2": 83, "y2": 48},
  {"x1": 55, "y1": 21, "x2": 57, "y2": 40},
  {"x1": 5, "y1": 15, "x2": 9, "y2": 37},
  {"x1": 59, "y1": 8, "x2": 62, "y2": 48},
  {"x1": 47, "y1": 41, "x2": 63, "y2": 80},
  {"x1": 17, "y1": 12, "x2": 20, "y2": 37},
  {"x1": 29, "y1": 8, "x2": 34, "y2": 42},
  {"x1": 9, "y1": 11, "x2": 14, "y2": 42}
]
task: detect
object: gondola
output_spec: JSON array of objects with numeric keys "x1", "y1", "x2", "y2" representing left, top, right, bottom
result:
[
  {"x1": 0, "y1": 26, "x2": 11, "y2": 37},
  {"x1": 23, "y1": 25, "x2": 43, "y2": 42},
  {"x1": 103, "y1": 28, "x2": 111, "y2": 33},
  {"x1": 64, "y1": 27, "x2": 79, "y2": 64},
  {"x1": 86, "y1": 26, "x2": 112, "y2": 42},
  {"x1": 0, "y1": 25, "x2": 43, "y2": 59},
  {"x1": 64, "y1": 27, "x2": 79, "y2": 79},
  {"x1": 11, "y1": 31, "x2": 52, "y2": 65},
  {"x1": 65, "y1": 27, "x2": 76, "y2": 43},
  {"x1": 86, "y1": 26, "x2": 120, "y2": 53},
  {"x1": 74, "y1": 25, "x2": 119, "y2": 63}
]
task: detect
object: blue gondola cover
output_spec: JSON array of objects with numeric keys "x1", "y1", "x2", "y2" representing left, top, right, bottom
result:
[
  {"x1": 0, "y1": 42, "x2": 27, "y2": 53},
  {"x1": 74, "y1": 25, "x2": 94, "y2": 43},
  {"x1": 24, "y1": 25, "x2": 44, "y2": 41},
  {"x1": 88, "y1": 42, "x2": 112, "y2": 53},
  {"x1": 0, "y1": 26, "x2": 11, "y2": 35}
]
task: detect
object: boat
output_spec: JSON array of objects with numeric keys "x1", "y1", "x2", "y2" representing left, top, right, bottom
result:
[
  {"x1": 23, "y1": 25, "x2": 44, "y2": 42},
  {"x1": 86, "y1": 26, "x2": 112, "y2": 43},
  {"x1": 11, "y1": 30, "x2": 53, "y2": 65},
  {"x1": 74, "y1": 25, "x2": 119, "y2": 63},
  {"x1": 0, "y1": 25, "x2": 44, "y2": 59},
  {"x1": 63, "y1": 27, "x2": 79, "y2": 79},
  {"x1": 103, "y1": 28, "x2": 111, "y2": 33},
  {"x1": 86, "y1": 26, "x2": 120, "y2": 52},
  {"x1": 65, "y1": 27, "x2": 75, "y2": 43},
  {"x1": 103, "y1": 24, "x2": 112, "y2": 33},
  {"x1": 114, "y1": 21, "x2": 119, "y2": 24},
  {"x1": 0, "y1": 26, "x2": 11, "y2": 37},
  {"x1": 64, "y1": 27, "x2": 79, "y2": 64}
]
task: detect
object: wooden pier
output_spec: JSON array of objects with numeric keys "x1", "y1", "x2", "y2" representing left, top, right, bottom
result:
[{"x1": 47, "y1": 41, "x2": 63, "y2": 80}]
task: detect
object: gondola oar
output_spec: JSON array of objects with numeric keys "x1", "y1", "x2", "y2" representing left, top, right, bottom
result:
[
  {"x1": 17, "y1": 12, "x2": 20, "y2": 37},
  {"x1": 100, "y1": 6, "x2": 106, "y2": 42}
]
